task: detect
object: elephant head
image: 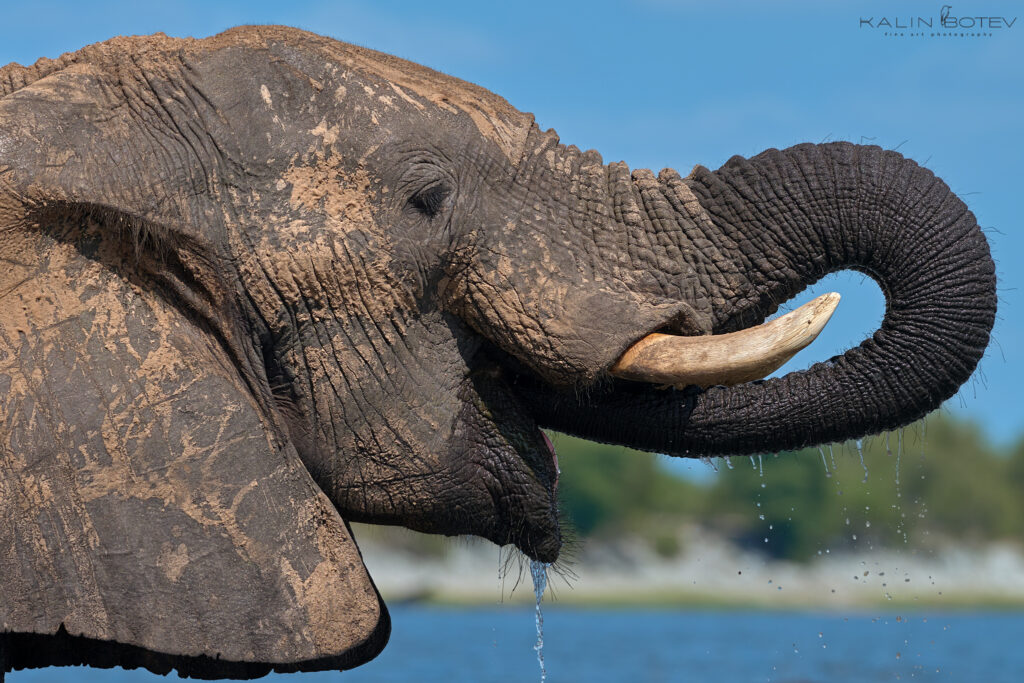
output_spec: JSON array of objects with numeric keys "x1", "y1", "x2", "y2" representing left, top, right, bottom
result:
[{"x1": 0, "y1": 26, "x2": 996, "y2": 677}]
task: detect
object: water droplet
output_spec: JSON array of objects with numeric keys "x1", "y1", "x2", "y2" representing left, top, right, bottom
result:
[
  {"x1": 724, "y1": 455, "x2": 734, "y2": 469},
  {"x1": 856, "y1": 438, "x2": 868, "y2": 482},
  {"x1": 529, "y1": 560, "x2": 548, "y2": 682},
  {"x1": 818, "y1": 446, "x2": 831, "y2": 477},
  {"x1": 699, "y1": 456, "x2": 718, "y2": 473}
]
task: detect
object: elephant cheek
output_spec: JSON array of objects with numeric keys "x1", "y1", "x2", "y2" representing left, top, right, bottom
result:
[{"x1": 307, "y1": 370, "x2": 561, "y2": 562}]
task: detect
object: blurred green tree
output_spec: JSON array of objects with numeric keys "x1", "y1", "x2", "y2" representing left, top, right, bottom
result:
[
  {"x1": 550, "y1": 413, "x2": 1024, "y2": 563},
  {"x1": 547, "y1": 433, "x2": 700, "y2": 542}
]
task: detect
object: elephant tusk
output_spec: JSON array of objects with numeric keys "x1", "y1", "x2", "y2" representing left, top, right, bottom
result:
[{"x1": 610, "y1": 292, "x2": 841, "y2": 388}]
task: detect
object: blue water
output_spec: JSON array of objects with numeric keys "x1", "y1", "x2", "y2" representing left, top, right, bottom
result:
[{"x1": 9, "y1": 608, "x2": 1024, "y2": 682}]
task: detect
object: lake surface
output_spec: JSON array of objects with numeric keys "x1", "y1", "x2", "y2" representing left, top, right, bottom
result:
[{"x1": 9, "y1": 607, "x2": 1023, "y2": 682}]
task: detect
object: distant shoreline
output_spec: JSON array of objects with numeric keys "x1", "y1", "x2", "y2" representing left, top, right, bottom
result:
[
  {"x1": 358, "y1": 527, "x2": 1024, "y2": 613},
  {"x1": 400, "y1": 589, "x2": 1024, "y2": 611}
]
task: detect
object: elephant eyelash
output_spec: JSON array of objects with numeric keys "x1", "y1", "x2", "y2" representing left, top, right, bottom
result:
[{"x1": 408, "y1": 183, "x2": 450, "y2": 218}]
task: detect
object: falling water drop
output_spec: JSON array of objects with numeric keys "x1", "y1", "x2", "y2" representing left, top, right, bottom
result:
[
  {"x1": 828, "y1": 444, "x2": 837, "y2": 471},
  {"x1": 724, "y1": 456, "x2": 734, "y2": 470},
  {"x1": 818, "y1": 446, "x2": 831, "y2": 477},
  {"x1": 856, "y1": 439, "x2": 868, "y2": 482},
  {"x1": 529, "y1": 560, "x2": 548, "y2": 683}
]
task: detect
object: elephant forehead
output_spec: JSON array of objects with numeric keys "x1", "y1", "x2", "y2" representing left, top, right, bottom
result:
[
  {"x1": 206, "y1": 25, "x2": 534, "y2": 165},
  {"x1": 330, "y1": 47, "x2": 532, "y2": 165}
]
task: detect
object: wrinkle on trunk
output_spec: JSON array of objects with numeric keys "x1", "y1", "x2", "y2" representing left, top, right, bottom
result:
[{"x1": 535, "y1": 142, "x2": 996, "y2": 455}]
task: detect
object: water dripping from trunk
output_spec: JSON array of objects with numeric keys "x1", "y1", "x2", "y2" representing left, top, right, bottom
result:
[
  {"x1": 529, "y1": 560, "x2": 548, "y2": 683},
  {"x1": 856, "y1": 439, "x2": 868, "y2": 482}
]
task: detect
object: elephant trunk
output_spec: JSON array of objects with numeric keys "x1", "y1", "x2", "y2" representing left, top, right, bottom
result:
[{"x1": 528, "y1": 142, "x2": 997, "y2": 456}]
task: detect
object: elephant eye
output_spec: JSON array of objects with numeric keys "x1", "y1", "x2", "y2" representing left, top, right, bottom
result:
[{"x1": 408, "y1": 183, "x2": 450, "y2": 218}]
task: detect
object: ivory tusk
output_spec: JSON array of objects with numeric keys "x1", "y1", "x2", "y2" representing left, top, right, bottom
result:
[{"x1": 610, "y1": 292, "x2": 841, "y2": 388}]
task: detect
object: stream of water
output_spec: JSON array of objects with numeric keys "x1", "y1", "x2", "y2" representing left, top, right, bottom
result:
[{"x1": 529, "y1": 560, "x2": 548, "y2": 682}]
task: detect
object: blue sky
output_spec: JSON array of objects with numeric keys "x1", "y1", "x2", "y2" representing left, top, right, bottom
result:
[{"x1": 2, "y1": 0, "x2": 1021, "y2": 443}]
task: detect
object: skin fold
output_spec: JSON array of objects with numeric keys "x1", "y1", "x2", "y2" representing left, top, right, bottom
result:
[{"x1": 0, "y1": 26, "x2": 996, "y2": 676}]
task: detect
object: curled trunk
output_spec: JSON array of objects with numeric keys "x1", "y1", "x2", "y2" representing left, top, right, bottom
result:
[{"x1": 528, "y1": 142, "x2": 996, "y2": 455}]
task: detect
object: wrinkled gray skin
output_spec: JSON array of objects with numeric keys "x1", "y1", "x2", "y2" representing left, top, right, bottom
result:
[{"x1": 0, "y1": 26, "x2": 996, "y2": 677}]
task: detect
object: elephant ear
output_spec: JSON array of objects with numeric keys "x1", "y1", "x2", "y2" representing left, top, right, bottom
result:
[{"x1": 0, "y1": 50, "x2": 387, "y2": 677}]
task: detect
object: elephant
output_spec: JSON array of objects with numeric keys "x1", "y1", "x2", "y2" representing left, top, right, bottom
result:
[{"x1": 0, "y1": 25, "x2": 995, "y2": 678}]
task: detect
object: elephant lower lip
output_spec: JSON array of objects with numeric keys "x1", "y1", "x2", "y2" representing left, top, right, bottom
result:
[{"x1": 540, "y1": 429, "x2": 559, "y2": 485}]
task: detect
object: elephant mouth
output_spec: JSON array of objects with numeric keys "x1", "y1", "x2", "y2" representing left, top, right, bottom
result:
[
  {"x1": 462, "y1": 358, "x2": 563, "y2": 564},
  {"x1": 540, "y1": 429, "x2": 560, "y2": 486},
  {"x1": 492, "y1": 292, "x2": 840, "y2": 561},
  {"x1": 517, "y1": 425, "x2": 560, "y2": 562}
]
